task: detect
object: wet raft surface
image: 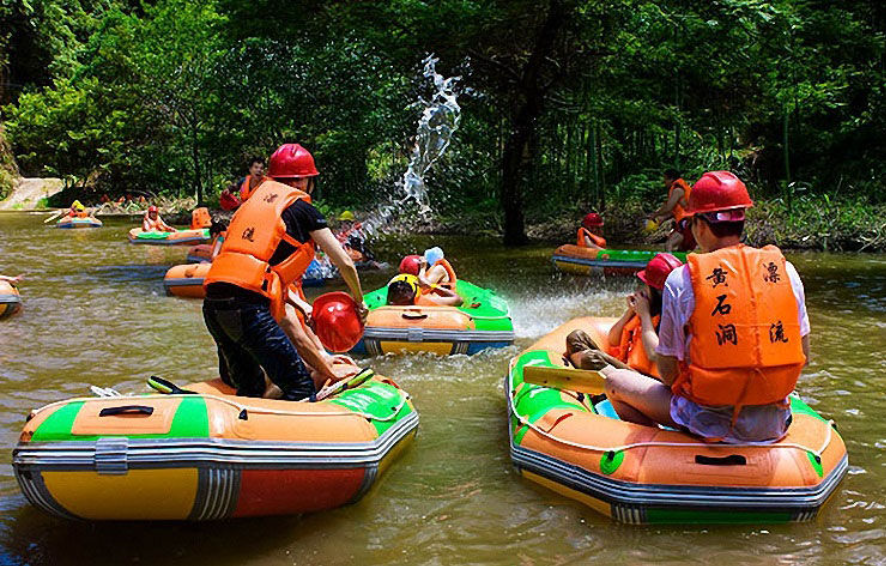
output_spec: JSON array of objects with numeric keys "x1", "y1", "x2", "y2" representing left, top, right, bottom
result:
[{"x1": 0, "y1": 215, "x2": 884, "y2": 565}]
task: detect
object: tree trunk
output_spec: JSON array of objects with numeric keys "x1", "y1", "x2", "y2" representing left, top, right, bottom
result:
[
  {"x1": 499, "y1": 0, "x2": 567, "y2": 246},
  {"x1": 192, "y1": 125, "x2": 203, "y2": 205}
]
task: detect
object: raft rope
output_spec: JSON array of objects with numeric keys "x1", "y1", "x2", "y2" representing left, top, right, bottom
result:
[
  {"x1": 34, "y1": 388, "x2": 412, "y2": 424},
  {"x1": 508, "y1": 376, "x2": 834, "y2": 458}
]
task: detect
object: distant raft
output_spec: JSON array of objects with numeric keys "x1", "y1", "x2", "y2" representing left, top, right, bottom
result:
[
  {"x1": 0, "y1": 280, "x2": 22, "y2": 320},
  {"x1": 506, "y1": 317, "x2": 848, "y2": 525},
  {"x1": 56, "y1": 216, "x2": 102, "y2": 229},
  {"x1": 552, "y1": 245, "x2": 688, "y2": 276},
  {"x1": 185, "y1": 243, "x2": 213, "y2": 263},
  {"x1": 164, "y1": 259, "x2": 326, "y2": 298},
  {"x1": 13, "y1": 373, "x2": 418, "y2": 521},
  {"x1": 351, "y1": 279, "x2": 515, "y2": 356},
  {"x1": 128, "y1": 227, "x2": 210, "y2": 246}
]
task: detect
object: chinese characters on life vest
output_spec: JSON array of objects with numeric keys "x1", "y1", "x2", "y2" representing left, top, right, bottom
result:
[{"x1": 708, "y1": 261, "x2": 790, "y2": 348}]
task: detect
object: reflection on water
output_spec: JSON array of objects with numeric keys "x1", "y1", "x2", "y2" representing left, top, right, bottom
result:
[{"x1": 0, "y1": 215, "x2": 883, "y2": 565}]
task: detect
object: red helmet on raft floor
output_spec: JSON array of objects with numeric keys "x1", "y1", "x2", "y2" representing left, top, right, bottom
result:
[
  {"x1": 637, "y1": 253, "x2": 684, "y2": 290},
  {"x1": 399, "y1": 255, "x2": 422, "y2": 276},
  {"x1": 581, "y1": 212, "x2": 603, "y2": 229},
  {"x1": 311, "y1": 292, "x2": 365, "y2": 353},
  {"x1": 686, "y1": 171, "x2": 754, "y2": 217},
  {"x1": 268, "y1": 143, "x2": 320, "y2": 179}
]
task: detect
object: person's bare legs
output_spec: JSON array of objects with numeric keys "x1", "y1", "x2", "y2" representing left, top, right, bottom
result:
[
  {"x1": 602, "y1": 366, "x2": 677, "y2": 427},
  {"x1": 664, "y1": 230, "x2": 684, "y2": 252}
]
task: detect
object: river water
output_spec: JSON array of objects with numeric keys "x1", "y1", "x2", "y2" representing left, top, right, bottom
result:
[{"x1": 0, "y1": 212, "x2": 883, "y2": 565}]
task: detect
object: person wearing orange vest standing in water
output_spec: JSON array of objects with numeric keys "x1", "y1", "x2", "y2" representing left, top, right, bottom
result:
[
  {"x1": 600, "y1": 171, "x2": 810, "y2": 443},
  {"x1": 651, "y1": 169, "x2": 696, "y2": 252},
  {"x1": 143, "y1": 205, "x2": 176, "y2": 232},
  {"x1": 220, "y1": 157, "x2": 269, "y2": 210},
  {"x1": 577, "y1": 212, "x2": 606, "y2": 250},
  {"x1": 203, "y1": 143, "x2": 367, "y2": 401}
]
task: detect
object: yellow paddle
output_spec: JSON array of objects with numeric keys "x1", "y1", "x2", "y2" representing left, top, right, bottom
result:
[{"x1": 522, "y1": 365, "x2": 607, "y2": 394}]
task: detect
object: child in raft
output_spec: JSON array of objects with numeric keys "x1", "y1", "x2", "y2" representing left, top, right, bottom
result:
[
  {"x1": 577, "y1": 212, "x2": 607, "y2": 250},
  {"x1": 386, "y1": 274, "x2": 463, "y2": 307},
  {"x1": 142, "y1": 205, "x2": 176, "y2": 232},
  {"x1": 565, "y1": 253, "x2": 684, "y2": 374},
  {"x1": 398, "y1": 254, "x2": 454, "y2": 287},
  {"x1": 208, "y1": 219, "x2": 227, "y2": 261}
]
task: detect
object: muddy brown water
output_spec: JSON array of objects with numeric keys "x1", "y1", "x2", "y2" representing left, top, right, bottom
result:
[{"x1": 0, "y1": 212, "x2": 883, "y2": 565}]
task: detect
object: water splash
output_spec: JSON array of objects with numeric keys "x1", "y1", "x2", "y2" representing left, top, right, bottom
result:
[{"x1": 364, "y1": 55, "x2": 461, "y2": 234}]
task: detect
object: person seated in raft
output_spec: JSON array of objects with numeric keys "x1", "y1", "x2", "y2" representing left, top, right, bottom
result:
[
  {"x1": 65, "y1": 200, "x2": 89, "y2": 218},
  {"x1": 650, "y1": 169, "x2": 696, "y2": 252},
  {"x1": 398, "y1": 254, "x2": 455, "y2": 287},
  {"x1": 577, "y1": 212, "x2": 606, "y2": 250},
  {"x1": 386, "y1": 274, "x2": 463, "y2": 307},
  {"x1": 142, "y1": 205, "x2": 176, "y2": 232},
  {"x1": 566, "y1": 254, "x2": 684, "y2": 374},
  {"x1": 597, "y1": 171, "x2": 810, "y2": 443},
  {"x1": 208, "y1": 219, "x2": 228, "y2": 261},
  {"x1": 0, "y1": 274, "x2": 24, "y2": 284}
]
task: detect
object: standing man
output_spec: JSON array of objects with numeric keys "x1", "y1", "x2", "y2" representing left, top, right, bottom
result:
[
  {"x1": 601, "y1": 171, "x2": 810, "y2": 443},
  {"x1": 203, "y1": 143, "x2": 367, "y2": 401},
  {"x1": 220, "y1": 156, "x2": 269, "y2": 210},
  {"x1": 651, "y1": 169, "x2": 695, "y2": 252}
]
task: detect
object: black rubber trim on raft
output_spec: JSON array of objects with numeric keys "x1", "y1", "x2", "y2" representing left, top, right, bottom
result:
[
  {"x1": 163, "y1": 278, "x2": 205, "y2": 287},
  {"x1": 362, "y1": 327, "x2": 515, "y2": 343},
  {"x1": 551, "y1": 255, "x2": 648, "y2": 269}
]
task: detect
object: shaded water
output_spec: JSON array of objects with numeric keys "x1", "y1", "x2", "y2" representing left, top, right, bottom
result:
[{"x1": 0, "y1": 212, "x2": 883, "y2": 565}]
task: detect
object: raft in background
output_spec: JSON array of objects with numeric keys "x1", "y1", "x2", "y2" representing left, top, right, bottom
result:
[
  {"x1": 351, "y1": 279, "x2": 515, "y2": 356},
  {"x1": 57, "y1": 216, "x2": 102, "y2": 229},
  {"x1": 13, "y1": 373, "x2": 418, "y2": 520},
  {"x1": 552, "y1": 245, "x2": 687, "y2": 276},
  {"x1": 0, "y1": 280, "x2": 22, "y2": 319},
  {"x1": 507, "y1": 317, "x2": 848, "y2": 524},
  {"x1": 164, "y1": 259, "x2": 327, "y2": 298},
  {"x1": 128, "y1": 228, "x2": 210, "y2": 246}
]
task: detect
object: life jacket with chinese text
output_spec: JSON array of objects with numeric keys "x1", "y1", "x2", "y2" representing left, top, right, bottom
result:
[
  {"x1": 671, "y1": 244, "x2": 805, "y2": 410},
  {"x1": 204, "y1": 181, "x2": 316, "y2": 320}
]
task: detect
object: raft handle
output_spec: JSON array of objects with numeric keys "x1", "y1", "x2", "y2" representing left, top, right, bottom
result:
[
  {"x1": 99, "y1": 405, "x2": 154, "y2": 417},
  {"x1": 694, "y1": 454, "x2": 747, "y2": 466},
  {"x1": 401, "y1": 312, "x2": 428, "y2": 320}
]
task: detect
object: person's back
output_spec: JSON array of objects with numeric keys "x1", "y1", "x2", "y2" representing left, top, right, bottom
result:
[{"x1": 602, "y1": 171, "x2": 809, "y2": 443}]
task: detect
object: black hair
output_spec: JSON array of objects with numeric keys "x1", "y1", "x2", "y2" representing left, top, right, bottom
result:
[
  {"x1": 663, "y1": 169, "x2": 681, "y2": 181},
  {"x1": 209, "y1": 218, "x2": 228, "y2": 236},
  {"x1": 696, "y1": 215, "x2": 745, "y2": 238},
  {"x1": 387, "y1": 281, "x2": 416, "y2": 305},
  {"x1": 248, "y1": 156, "x2": 265, "y2": 167}
]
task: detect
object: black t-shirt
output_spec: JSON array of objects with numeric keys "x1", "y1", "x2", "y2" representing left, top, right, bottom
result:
[{"x1": 206, "y1": 200, "x2": 327, "y2": 301}]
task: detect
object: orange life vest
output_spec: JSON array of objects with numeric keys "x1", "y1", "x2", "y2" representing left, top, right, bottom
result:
[
  {"x1": 610, "y1": 314, "x2": 661, "y2": 377},
  {"x1": 577, "y1": 227, "x2": 607, "y2": 249},
  {"x1": 413, "y1": 260, "x2": 458, "y2": 305},
  {"x1": 668, "y1": 179, "x2": 692, "y2": 224},
  {"x1": 190, "y1": 207, "x2": 212, "y2": 230},
  {"x1": 204, "y1": 181, "x2": 316, "y2": 320},
  {"x1": 143, "y1": 214, "x2": 169, "y2": 232},
  {"x1": 671, "y1": 244, "x2": 805, "y2": 410},
  {"x1": 239, "y1": 175, "x2": 269, "y2": 203}
]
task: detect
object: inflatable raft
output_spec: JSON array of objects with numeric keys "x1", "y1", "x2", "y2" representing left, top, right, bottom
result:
[
  {"x1": 57, "y1": 216, "x2": 102, "y2": 229},
  {"x1": 507, "y1": 317, "x2": 848, "y2": 524},
  {"x1": 352, "y1": 279, "x2": 515, "y2": 356},
  {"x1": 552, "y1": 245, "x2": 687, "y2": 276},
  {"x1": 164, "y1": 259, "x2": 326, "y2": 298},
  {"x1": 186, "y1": 243, "x2": 213, "y2": 263},
  {"x1": 0, "y1": 281, "x2": 22, "y2": 320},
  {"x1": 13, "y1": 373, "x2": 418, "y2": 521},
  {"x1": 128, "y1": 228, "x2": 210, "y2": 246}
]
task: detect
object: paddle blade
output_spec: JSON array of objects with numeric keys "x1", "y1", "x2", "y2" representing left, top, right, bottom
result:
[{"x1": 522, "y1": 365, "x2": 607, "y2": 395}]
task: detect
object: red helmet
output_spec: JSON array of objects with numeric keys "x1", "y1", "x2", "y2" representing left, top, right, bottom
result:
[
  {"x1": 148, "y1": 205, "x2": 158, "y2": 213},
  {"x1": 399, "y1": 255, "x2": 422, "y2": 276},
  {"x1": 311, "y1": 292, "x2": 364, "y2": 353},
  {"x1": 268, "y1": 143, "x2": 320, "y2": 179},
  {"x1": 582, "y1": 212, "x2": 603, "y2": 229},
  {"x1": 685, "y1": 171, "x2": 753, "y2": 215},
  {"x1": 637, "y1": 253, "x2": 684, "y2": 290}
]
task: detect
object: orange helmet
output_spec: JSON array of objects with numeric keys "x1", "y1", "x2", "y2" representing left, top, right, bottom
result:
[
  {"x1": 311, "y1": 292, "x2": 364, "y2": 353},
  {"x1": 399, "y1": 255, "x2": 422, "y2": 276},
  {"x1": 637, "y1": 253, "x2": 684, "y2": 290},
  {"x1": 686, "y1": 171, "x2": 753, "y2": 217},
  {"x1": 268, "y1": 143, "x2": 320, "y2": 179}
]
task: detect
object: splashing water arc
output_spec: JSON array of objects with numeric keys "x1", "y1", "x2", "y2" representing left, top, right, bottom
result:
[{"x1": 365, "y1": 55, "x2": 461, "y2": 233}]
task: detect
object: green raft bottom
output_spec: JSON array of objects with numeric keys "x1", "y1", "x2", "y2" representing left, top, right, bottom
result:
[
  {"x1": 363, "y1": 278, "x2": 513, "y2": 332},
  {"x1": 135, "y1": 228, "x2": 209, "y2": 240},
  {"x1": 594, "y1": 249, "x2": 688, "y2": 263},
  {"x1": 29, "y1": 380, "x2": 413, "y2": 442}
]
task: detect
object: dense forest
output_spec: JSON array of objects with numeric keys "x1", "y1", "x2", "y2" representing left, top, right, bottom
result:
[{"x1": 1, "y1": 0, "x2": 884, "y2": 244}]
